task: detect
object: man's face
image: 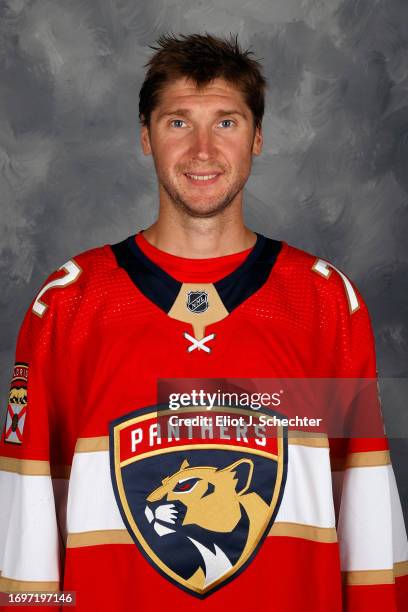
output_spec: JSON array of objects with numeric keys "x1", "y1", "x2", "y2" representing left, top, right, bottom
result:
[{"x1": 141, "y1": 77, "x2": 263, "y2": 218}]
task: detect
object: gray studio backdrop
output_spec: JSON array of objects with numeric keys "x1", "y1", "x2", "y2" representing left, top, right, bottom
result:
[{"x1": 1, "y1": 0, "x2": 407, "y2": 525}]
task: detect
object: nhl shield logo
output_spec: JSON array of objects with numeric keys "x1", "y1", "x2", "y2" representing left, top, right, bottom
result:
[
  {"x1": 109, "y1": 405, "x2": 287, "y2": 598},
  {"x1": 186, "y1": 291, "x2": 208, "y2": 313}
]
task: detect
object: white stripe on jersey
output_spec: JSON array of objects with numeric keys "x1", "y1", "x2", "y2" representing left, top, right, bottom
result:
[
  {"x1": 0, "y1": 471, "x2": 59, "y2": 581},
  {"x1": 338, "y1": 463, "x2": 408, "y2": 571},
  {"x1": 275, "y1": 444, "x2": 335, "y2": 528}
]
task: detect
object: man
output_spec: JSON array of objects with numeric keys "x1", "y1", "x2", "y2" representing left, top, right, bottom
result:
[{"x1": 0, "y1": 33, "x2": 407, "y2": 611}]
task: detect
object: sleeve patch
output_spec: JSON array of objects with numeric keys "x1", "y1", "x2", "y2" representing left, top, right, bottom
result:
[{"x1": 4, "y1": 362, "x2": 29, "y2": 445}]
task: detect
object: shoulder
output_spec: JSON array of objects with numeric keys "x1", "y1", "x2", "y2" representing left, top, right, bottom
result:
[
  {"x1": 258, "y1": 237, "x2": 375, "y2": 350},
  {"x1": 18, "y1": 241, "x2": 122, "y2": 345},
  {"x1": 268, "y1": 240, "x2": 377, "y2": 375},
  {"x1": 274, "y1": 240, "x2": 367, "y2": 317},
  {"x1": 32, "y1": 243, "x2": 117, "y2": 315}
]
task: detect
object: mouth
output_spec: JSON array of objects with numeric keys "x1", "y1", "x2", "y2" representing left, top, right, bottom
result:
[{"x1": 184, "y1": 172, "x2": 223, "y2": 186}]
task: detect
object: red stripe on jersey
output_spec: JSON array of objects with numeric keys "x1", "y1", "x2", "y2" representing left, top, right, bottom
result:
[
  {"x1": 343, "y1": 575, "x2": 408, "y2": 612},
  {"x1": 63, "y1": 537, "x2": 343, "y2": 612}
]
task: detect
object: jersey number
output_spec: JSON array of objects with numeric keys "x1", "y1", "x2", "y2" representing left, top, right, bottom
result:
[
  {"x1": 32, "y1": 260, "x2": 82, "y2": 317},
  {"x1": 312, "y1": 259, "x2": 359, "y2": 313}
]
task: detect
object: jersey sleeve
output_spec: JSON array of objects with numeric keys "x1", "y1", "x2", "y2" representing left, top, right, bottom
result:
[
  {"x1": 329, "y1": 281, "x2": 408, "y2": 611},
  {"x1": 0, "y1": 264, "x2": 80, "y2": 608}
]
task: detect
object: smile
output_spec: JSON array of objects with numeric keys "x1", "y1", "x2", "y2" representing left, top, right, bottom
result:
[{"x1": 184, "y1": 173, "x2": 222, "y2": 185}]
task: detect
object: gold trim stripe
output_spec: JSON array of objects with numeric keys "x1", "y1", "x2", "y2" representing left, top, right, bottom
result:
[
  {"x1": 67, "y1": 529, "x2": 133, "y2": 548},
  {"x1": 288, "y1": 435, "x2": 329, "y2": 448},
  {"x1": 269, "y1": 521, "x2": 337, "y2": 543},
  {"x1": 65, "y1": 522, "x2": 339, "y2": 549},
  {"x1": 332, "y1": 450, "x2": 391, "y2": 472},
  {"x1": 342, "y1": 569, "x2": 395, "y2": 586},
  {"x1": 0, "y1": 572, "x2": 59, "y2": 593},
  {"x1": 0, "y1": 457, "x2": 71, "y2": 479},
  {"x1": 345, "y1": 450, "x2": 391, "y2": 468},
  {"x1": 0, "y1": 457, "x2": 50, "y2": 476},
  {"x1": 75, "y1": 437, "x2": 109, "y2": 452},
  {"x1": 288, "y1": 430, "x2": 328, "y2": 440},
  {"x1": 394, "y1": 560, "x2": 408, "y2": 578}
]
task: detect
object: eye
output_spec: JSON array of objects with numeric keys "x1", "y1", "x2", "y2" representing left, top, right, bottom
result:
[
  {"x1": 173, "y1": 477, "x2": 200, "y2": 493},
  {"x1": 219, "y1": 119, "x2": 235, "y2": 128},
  {"x1": 170, "y1": 119, "x2": 186, "y2": 128}
]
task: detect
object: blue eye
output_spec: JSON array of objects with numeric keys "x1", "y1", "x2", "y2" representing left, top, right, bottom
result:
[
  {"x1": 171, "y1": 120, "x2": 185, "y2": 128},
  {"x1": 220, "y1": 119, "x2": 234, "y2": 128}
]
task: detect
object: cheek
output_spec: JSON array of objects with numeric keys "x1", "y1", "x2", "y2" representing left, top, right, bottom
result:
[
  {"x1": 151, "y1": 133, "x2": 180, "y2": 159},
  {"x1": 225, "y1": 141, "x2": 252, "y2": 164},
  {"x1": 158, "y1": 146, "x2": 187, "y2": 174},
  {"x1": 156, "y1": 131, "x2": 187, "y2": 150}
]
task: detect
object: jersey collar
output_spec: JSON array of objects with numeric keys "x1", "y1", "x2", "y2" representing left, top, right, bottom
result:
[{"x1": 111, "y1": 232, "x2": 282, "y2": 315}]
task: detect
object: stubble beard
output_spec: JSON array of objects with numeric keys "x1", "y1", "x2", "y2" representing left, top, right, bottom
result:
[{"x1": 158, "y1": 170, "x2": 248, "y2": 219}]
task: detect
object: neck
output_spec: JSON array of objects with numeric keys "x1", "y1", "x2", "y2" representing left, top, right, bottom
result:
[{"x1": 142, "y1": 201, "x2": 257, "y2": 259}]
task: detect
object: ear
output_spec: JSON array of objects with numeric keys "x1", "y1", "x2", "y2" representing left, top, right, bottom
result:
[
  {"x1": 252, "y1": 125, "x2": 263, "y2": 156},
  {"x1": 222, "y1": 458, "x2": 254, "y2": 496},
  {"x1": 141, "y1": 123, "x2": 152, "y2": 156}
]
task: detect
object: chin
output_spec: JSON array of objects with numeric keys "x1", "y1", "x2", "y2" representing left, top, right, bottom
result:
[
  {"x1": 161, "y1": 180, "x2": 237, "y2": 218},
  {"x1": 175, "y1": 191, "x2": 236, "y2": 218},
  {"x1": 180, "y1": 201, "x2": 232, "y2": 218}
]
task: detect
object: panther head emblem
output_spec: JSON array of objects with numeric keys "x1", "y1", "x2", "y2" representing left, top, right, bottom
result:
[
  {"x1": 110, "y1": 405, "x2": 287, "y2": 596},
  {"x1": 144, "y1": 457, "x2": 270, "y2": 588}
]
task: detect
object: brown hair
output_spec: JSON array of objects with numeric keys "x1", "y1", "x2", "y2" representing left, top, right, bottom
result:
[{"x1": 139, "y1": 32, "x2": 267, "y2": 131}]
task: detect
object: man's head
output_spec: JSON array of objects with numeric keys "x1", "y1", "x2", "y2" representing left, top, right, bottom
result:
[{"x1": 139, "y1": 33, "x2": 267, "y2": 219}]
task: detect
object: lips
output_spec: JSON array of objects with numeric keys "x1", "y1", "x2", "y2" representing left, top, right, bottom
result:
[{"x1": 184, "y1": 172, "x2": 223, "y2": 186}]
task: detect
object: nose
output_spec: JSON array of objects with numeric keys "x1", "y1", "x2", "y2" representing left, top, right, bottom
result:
[{"x1": 191, "y1": 126, "x2": 216, "y2": 161}]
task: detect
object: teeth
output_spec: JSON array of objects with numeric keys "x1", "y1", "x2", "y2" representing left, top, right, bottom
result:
[{"x1": 187, "y1": 174, "x2": 218, "y2": 181}]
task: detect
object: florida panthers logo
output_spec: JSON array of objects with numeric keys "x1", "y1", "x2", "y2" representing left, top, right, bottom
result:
[
  {"x1": 109, "y1": 405, "x2": 287, "y2": 597},
  {"x1": 144, "y1": 457, "x2": 272, "y2": 588}
]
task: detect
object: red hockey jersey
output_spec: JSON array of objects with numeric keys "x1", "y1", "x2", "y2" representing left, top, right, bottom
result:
[{"x1": 0, "y1": 231, "x2": 407, "y2": 611}]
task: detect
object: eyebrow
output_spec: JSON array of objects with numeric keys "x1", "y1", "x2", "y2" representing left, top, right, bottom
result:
[{"x1": 157, "y1": 108, "x2": 248, "y2": 121}]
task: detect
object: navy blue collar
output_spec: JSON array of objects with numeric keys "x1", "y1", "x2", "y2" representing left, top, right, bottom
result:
[{"x1": 111, "y1": 232, "x2": 281, "y2": 314}]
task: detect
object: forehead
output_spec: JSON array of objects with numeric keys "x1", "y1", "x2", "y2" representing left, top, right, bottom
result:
[{"x1": 154, "y1": 77, "x2": 247, "y2": 112}]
